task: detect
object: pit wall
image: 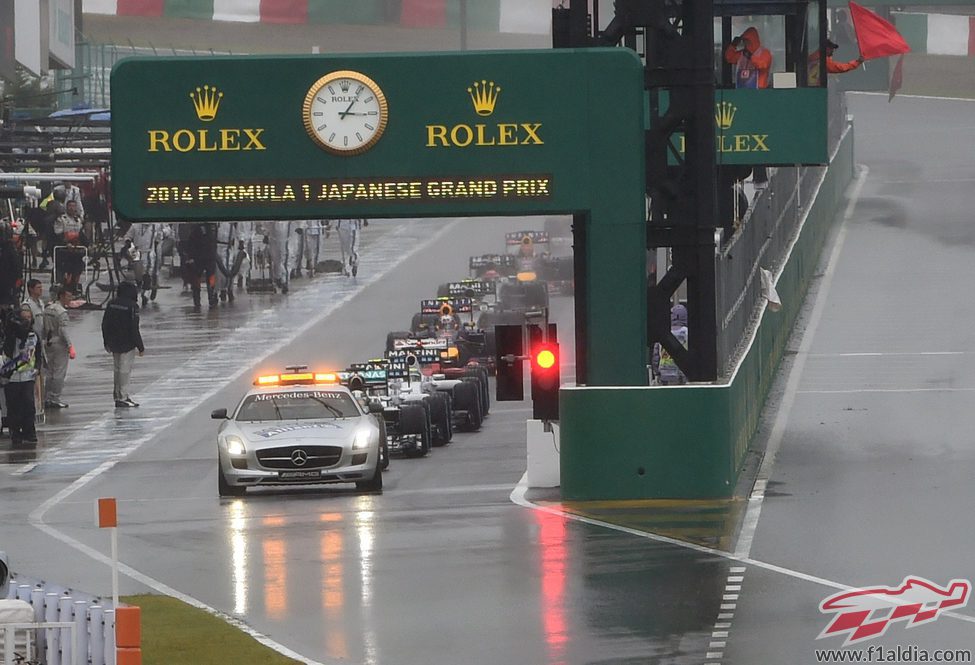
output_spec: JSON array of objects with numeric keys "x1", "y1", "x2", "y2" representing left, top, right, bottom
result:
[{"x1": 560, "y1": 123, "x2": 856, "y2": 500}]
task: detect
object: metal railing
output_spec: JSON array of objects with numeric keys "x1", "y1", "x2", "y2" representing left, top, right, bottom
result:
[
  {"x1": 56, "y1": 36, "x2": 233, "y2": 110},
  {"x1": 715, "y1": 85, "x2": 850, "y2": 376}
]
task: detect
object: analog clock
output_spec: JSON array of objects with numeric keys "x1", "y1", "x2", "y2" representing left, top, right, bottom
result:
[{"x1": 302, "y1": 70, "x2": 389, "y2": 156}]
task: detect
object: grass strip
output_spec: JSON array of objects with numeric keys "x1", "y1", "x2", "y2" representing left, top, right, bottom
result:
[{"x1": 123, "y1": 594, "x2": 301, "y2": 665}]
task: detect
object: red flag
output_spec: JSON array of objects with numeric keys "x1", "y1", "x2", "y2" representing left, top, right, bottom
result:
[
  {"x1": 888, "y1": 53, "x2": 905, "y2": 102},
  {"x1": 849, "y1": 2, "x2": 911, "y2": 60}
]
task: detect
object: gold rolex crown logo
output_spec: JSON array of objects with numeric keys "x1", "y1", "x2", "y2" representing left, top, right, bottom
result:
[
  {"x1": 189, "y1": 84, "x2": 224, "y2": 122},
  {"x1": 715, "y1": 101, "x2": 737, "y2": 130},
  {"x1": 468, "y1": 80, "x2": 501, "y2": 117}
]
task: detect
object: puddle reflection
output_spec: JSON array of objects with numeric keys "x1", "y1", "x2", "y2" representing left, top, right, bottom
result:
[{"x1": 537, "y1": 511, "x2": 569, "y2": 665}]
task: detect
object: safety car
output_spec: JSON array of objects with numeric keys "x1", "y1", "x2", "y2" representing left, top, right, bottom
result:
[{"x1": 211, "y1": 367, "x2": 385, "y2": 496}]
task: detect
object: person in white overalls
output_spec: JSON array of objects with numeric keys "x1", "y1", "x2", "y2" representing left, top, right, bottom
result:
[
  {"x1": 267, "y1": 221, "x2": 291, "y2": 294},
  {"x1": 327, "y1": 219, "x2": 366, "y2": 277}
]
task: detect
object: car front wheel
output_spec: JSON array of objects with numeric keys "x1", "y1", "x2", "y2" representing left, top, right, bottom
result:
[{"x1": 218, "y1": 467, "x2": 246, "y2": 497}]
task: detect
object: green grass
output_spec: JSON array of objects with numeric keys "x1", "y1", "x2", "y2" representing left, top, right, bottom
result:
[{"x1": 123, "y1": 595, "x2": 301, "y2": 665}]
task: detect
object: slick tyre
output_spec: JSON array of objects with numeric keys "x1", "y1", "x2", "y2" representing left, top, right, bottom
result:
[
  {"x1": 526, "y1": 282, "x2": 549, "y2": 310},
  {"x1": 453, "y1": 380, "x2": 482, "y2": 431},
  {"x1": 356, "y1": 462, "x2": 383, "y2": 493},
  {"x1": 376, "y1": 417, "x2": 390, "y2": 470},
  {"x1": 218, "y1": 469, "x2": 246, "y2": 497},
  {"x1": 465, "y1": 367, "x2": 491, "y2": 415},
  {"x1": 429, "y1": 392, "x2": 452, "y2": 446},
  {"x1": 399, "y1": 404, "x2": 430, "y2": 458}
]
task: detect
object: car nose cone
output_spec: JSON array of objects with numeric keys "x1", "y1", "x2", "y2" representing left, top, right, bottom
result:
[{"x1": 291, "y1": 449, "x2": 309, "y2": 466}]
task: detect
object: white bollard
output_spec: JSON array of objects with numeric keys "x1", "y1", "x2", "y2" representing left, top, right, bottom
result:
[
  {"x1": 16, "y1": 585, "x2": 32, "y2": 604},
  {"x1": 74, "y1": 601, "x2": 89, "y2": 665},
  {"x1": 89, "y1": 605, "x2": 105, "y2": 665},
  {"x1": 59, "y1": 594, "x2": 73, "y2": 665},
  {"x1": 526, "y1": 419, "x2": 561, "y2": 488},
  {"x1": 5, "y1": 578, "x2": 14, "y2": 600},
  {"x1": 103, "y1": 609, "x2": 116, "y2": 665},
  {"x1": 30, "y1": 586, "x2": 46, "y2": 661},
  {"x1": 45, "y1": 592, "x2": 61, "y2": 665}
]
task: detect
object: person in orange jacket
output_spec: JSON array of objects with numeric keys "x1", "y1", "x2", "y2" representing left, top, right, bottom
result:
[
  {"x1": 808, "y1": 39, "x2": 864, "y2": 85},
  {"x1": 725, "y1": 27, "x2": 773, "y2": 89}
]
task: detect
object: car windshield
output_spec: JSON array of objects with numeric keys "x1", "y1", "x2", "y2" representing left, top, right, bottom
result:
[{"x1": 235, "y1": 390, "x2": 360, "y2": 421}]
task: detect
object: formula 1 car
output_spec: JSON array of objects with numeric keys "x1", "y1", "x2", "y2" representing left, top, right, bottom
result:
[
  {"x1": 211, "y1": 367, "x2": 384, "y2": 496},
  {"x1": 388, "y1": 298, "x2": 496, "y2": 372},
  {"x1": 339, "y1": 360, "x2": 443, "y2": 458}
]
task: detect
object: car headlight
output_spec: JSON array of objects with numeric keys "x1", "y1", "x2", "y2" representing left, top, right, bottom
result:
[
  {"x1": 224, "y1": 435, "x2": 246, "y2": 456},
  {"x1": 353, "y1": 428, "x2": 372, "y2": 450}
]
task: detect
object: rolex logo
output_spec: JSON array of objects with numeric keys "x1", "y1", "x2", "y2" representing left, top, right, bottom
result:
[
  {"x1": 715, "y1": 101, "x2": 737, "y2": 130},
  {"x1": 190, "y1": 85, "x2": 223, "y2": 122},
  {"x1": 468, "y1": 80, "x2": 501, "y2": 117}
]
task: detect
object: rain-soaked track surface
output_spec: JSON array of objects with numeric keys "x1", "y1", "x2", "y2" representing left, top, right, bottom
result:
[
  {"x1": 6, "y1": 93, "x2": 975, "y2": 664},
  {"x1": 4, "y1": 216, "x2": 732, "y2": 665},
  {"x1": 724, "y1": 94, "x2": 975, "y2": 663}
]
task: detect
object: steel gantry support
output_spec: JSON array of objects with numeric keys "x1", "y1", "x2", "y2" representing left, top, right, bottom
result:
[{"x1": 555, "y1": 0, "x2": 719, "y2": 381}]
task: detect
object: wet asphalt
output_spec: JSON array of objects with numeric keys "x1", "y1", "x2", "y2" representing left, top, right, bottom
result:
[{"x1": 3, "y1": 92, "x2": 974, "y2": 664}]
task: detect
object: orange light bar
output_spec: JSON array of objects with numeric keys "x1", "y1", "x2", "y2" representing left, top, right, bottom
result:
[
  {"x1": 315, "y1": 373, "x2": 339, "y2": 383},
  {"x1": 256, "y1": 375, "x2": 280, "y2": 385},
  {"x1": 280, "y1": 372, "x2": 314, "y2": 382}
]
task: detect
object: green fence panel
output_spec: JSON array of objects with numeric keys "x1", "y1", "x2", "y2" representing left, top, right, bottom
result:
[
  {"x1": 164, "y1": 0, "x2": 214, "y2": 20},
  {"x1": 893, "y1": 13, "x2": 929, "y2": 53},
  {"x1": 308, "y1": 0, "x2": 385, "y2": 25}
]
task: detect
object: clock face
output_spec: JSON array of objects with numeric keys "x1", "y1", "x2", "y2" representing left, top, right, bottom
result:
[{"x1": 302, "y1": 71, "x2": 388, "y2": 156}]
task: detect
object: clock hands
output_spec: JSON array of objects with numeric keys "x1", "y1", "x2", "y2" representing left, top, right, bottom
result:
[{"x1": 339, "y1": 98, "x2": 357, "y2": 119}]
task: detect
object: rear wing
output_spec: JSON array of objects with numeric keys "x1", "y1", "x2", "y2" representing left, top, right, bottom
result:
[
  {"x1": 386, "y1": 348, "x2": 441, "y2": 376},
  {"x1": 420, "y1": 297, "x2": 473, "y2": 314},
  {"x1": 469, "y1": 254, "x2": 515, "y2": 271},
  {"x1": 444, "y1": 280, "x2": 495, "y2": 299},
  {"x1": 338, "y1": 363, "x2": 390, "y2": 389},
  {"x1": 505, "y1": 230, "x2": 550, "y2": 246}
]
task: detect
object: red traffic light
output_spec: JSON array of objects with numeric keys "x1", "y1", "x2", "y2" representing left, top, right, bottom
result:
[{"x1": 535, "y1": 347, "x2": 557, "y2": 370}]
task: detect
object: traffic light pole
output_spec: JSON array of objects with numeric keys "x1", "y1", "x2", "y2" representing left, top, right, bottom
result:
[{"x1": 554, "y1": 0, "x2": 719, "y2": 382}]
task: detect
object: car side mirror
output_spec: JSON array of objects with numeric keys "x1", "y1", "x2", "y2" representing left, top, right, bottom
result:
[
  {"x1": 368, "y1": 401, "x2": 384, "y2": 414},
  {"x1": 211, "y1": 408, "x2": 228, "y2": 420}
]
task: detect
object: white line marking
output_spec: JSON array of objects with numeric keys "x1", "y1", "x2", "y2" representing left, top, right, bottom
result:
[
  {"x1": 725, "y1": 585, "x2": 741, "y2": 591},
  {"x1": 798, "y1": 388, "x2": 975, "y2": 394},
  {"x1": 709, "y1": 641, "x2": 727, "y2": 648},
  {"x1": 722, "y1": 594, "x2": 739, "y2": 601},
  {"x1": 712, "y1": 631, "x2": 729, "y2": 639},
  {"x1": 12, "y1": 463, "x2": 38, "y2": 476},
  {"x1": 808, "y1": 351, "x2": 969, "y2": 357},
  {"x1": 728, "y1": 576, "x2": 744, "y2": 582},
  {"x1": 851, "y1": 91, "x2": 975, "y2": 103},
  {"x1": 29, "y1": 219, "x2": 463, "y2": 665},
  {"x1": 510, "y1": 472, "x2": 975, "y2": 626},
  {"x1": 706, "y1": 652, "x2": 724, "y2": 659},
  {"x1": 715, "y1": 623, "x2": 732, "y2": 629},
  {"x1": 733, "y1": 165, "x2": 868, "y2": 561},
  {"x1": 720, "y1": 604, "x2": 737, "y2": 610}
]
